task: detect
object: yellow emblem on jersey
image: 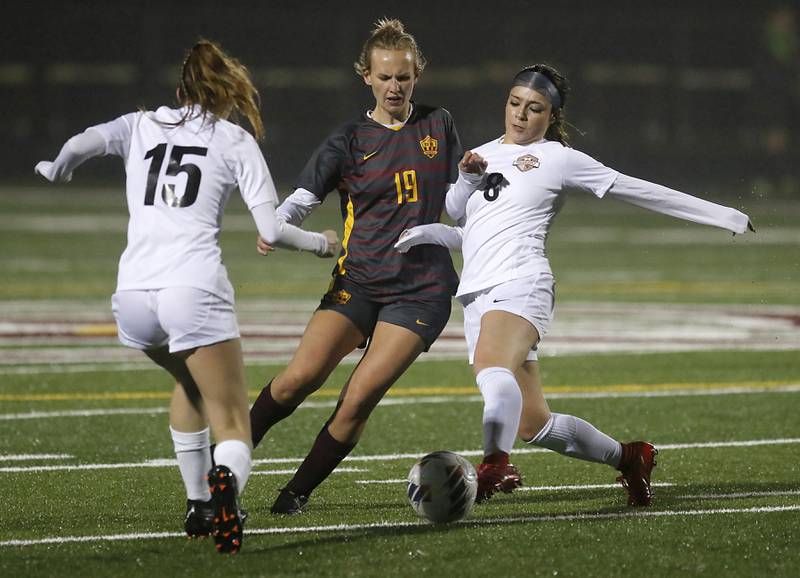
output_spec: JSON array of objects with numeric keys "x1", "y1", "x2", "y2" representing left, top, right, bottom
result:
[
  {"x1": 419, "y1": 135, "x2": 439, "y2": 159},
  {"x1": 329, "y1": 289, "x2": 351, "y2": 305}
]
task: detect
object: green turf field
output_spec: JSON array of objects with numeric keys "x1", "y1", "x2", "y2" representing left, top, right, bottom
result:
[{"x1": 1, "y1": 186, "x2": 798, "y2": 576}]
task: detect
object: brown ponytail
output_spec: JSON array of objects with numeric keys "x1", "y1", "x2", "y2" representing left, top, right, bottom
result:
[{"x1": 175, "y1": 39, "x2": 265, "y2": 141}]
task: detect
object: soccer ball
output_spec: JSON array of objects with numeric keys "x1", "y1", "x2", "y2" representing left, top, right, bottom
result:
[{"x1": 406, "y1": 450, "x2": 478, "y2": 524}]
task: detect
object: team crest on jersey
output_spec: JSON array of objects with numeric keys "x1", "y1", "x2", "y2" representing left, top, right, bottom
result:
[
  {"x1": 329, "y1": 289, "x2": 351, "y2": 305},
  {"x1": 419, "y1": 135, "x2": 439, "y2": 159},
  {"x1": 512, "y1": 154, "x2": 540, "y2": 172}
]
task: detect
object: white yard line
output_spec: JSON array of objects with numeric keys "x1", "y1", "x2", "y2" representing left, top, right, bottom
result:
[
  {"x1": 251, "y1": 467, "x2": 367, "y2": 476},
  {"x1": 2, "y1": 384, "x2": 799, "y2": 421},
  {"x1": 356, "y1": 480, "x2": 676, "y2": 489},
  {"x1": 2, "y1": 438, "x2": 798, "y2": 474},
  {"x1": 0, "y1": 453, "x2": 73, "y2": 461},
  {"x1": 2, "y1": 505, "x2": 798, "y2": 548},
  {"x1": 677, "y1": 490, "x2": 800, "y2": 500}
]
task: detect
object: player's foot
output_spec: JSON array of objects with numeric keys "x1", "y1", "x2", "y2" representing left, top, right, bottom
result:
[
  {"x1": 207, "y1": 465, "x2": 244, "y2": 554},
  {"x1": 475, "y1": 462, "x2": 523, "y2": 503},
  {"x1": 616, "y1": 441, "x2": 658, "y2": 507},
  {"x1": 270, "y1": 487, "x2": 308, "y2": 515},
  {"x1": 184, "y1": 498, "x2": 214, "y2": 538}
]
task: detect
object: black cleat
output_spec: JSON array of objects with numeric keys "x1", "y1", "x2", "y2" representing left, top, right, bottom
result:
[
  {"x1": 184, "y1": 498, "x2": 214, "y2": 538},
  {"x1": 207, "y1": 465, "x2": 244, "y2": 554},
  {"x1": 270, "y1": 487, "x2": 308, "y2": 515}
]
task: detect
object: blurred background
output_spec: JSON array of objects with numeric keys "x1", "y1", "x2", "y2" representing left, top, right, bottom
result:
[{"x1": 3, "y1": 0, "x2": 798, "y2": 197}]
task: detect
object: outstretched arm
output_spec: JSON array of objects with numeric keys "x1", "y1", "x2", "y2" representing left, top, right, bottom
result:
[
  {"x1": 34, "y1": 129, "x2": 106, "y2": 183},
  {"x1": 607, "y1": 174, "x2": 753, "y2": 234},
  {"x1": 395, "y1": 223, "x2": 463, "y2": 253},
  {"x1": 251, "y1": 202, "x2": 338, "y2": 257}
]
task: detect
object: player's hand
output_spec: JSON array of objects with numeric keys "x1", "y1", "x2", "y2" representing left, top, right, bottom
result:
[
  {"x1": 256, "y1": 235, "x2": 275, "y2": 256},
  {"x1": 319, "y1": 229, "x2": 340, "y2": 258},
  {"x1": 34, "y1": 161, "x2": 72, "y2": 183},
  {"x1": 458, "y1": 151, "x2": 487, "y2": 176},
  {"x1": 394, "y1": 227, "x2": 424, "y2": 253}
]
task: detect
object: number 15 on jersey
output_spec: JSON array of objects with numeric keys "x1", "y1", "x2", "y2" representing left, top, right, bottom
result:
[{"x1": 143, "y1": 143, "x2": 208, "y2": 207}]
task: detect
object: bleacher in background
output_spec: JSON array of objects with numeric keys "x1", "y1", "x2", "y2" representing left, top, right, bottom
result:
[{"x1": 3, "y1": 1, "x2": 797, "y2": 196}]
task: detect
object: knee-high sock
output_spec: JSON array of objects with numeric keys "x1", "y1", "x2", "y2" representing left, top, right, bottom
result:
[
  {"x1": 476, "y1": 367, "x2": 523, "y2": 457},
  {"x1": 250, "y1": 380, "x2": 297, "y2": 448},
  {"x1": 528, "y1": 413, "x2": 622, "y2": 467},
  {"x1": 286, "y1": 426, "x2": 356, "y2": 497},
  {"x1": 170, "y1": 426, "x2": 212, "y2": 501},
  {"x1": 213, "y1": 439, "x2": 252, "y2": 495}
]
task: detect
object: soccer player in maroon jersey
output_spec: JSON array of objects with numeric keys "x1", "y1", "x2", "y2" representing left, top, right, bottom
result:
[{"x1": 249, "y1": 19, "x2": 468, "y2": 514}]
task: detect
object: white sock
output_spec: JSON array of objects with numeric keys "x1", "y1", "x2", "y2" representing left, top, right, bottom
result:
[
  {"x1": 213, "y1": 439, "x2": 252, "y2": 495},
  {"x1": 170, "y1": 426, "x2": 212, "y2": 501},
  {"x1": 528, "y1": 413, "x2": 622, "y2": 466},
  {"x1": 476, "y1": 367, "x2": 523, "y2": 456}
]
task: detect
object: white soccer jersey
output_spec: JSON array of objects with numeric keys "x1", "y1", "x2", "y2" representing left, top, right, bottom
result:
[
  {"x1": 452, "y1": 136, "x2": 750, "y2": 298},
  {"x1": 90, "y1": 106, "x2": 278, "y2": 303},
  {"x1": 455, "y1": 138, "x2": 617, "y2": 297}
]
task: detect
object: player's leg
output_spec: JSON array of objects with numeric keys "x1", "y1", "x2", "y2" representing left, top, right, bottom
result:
[
  {"x1": 158, "y1": 287, "x2": 249, "y2": 552},
  {"x1": 143, "y1": 347, "x2": 214, "y2": 537},
  {"x1": 515, "y1": 361, "x2": 657, "y2": 507},
  {"x1": 270, "y1": 299, "x2": 448, "y2": 514},
  {"x1": 249, "y1": 310, "x2": 366, "y2": 447},
  {"x1": 249, "y1": 281, "x2": 374, "y2": 448},
  {"x1": 272, "y1": 322, "x2": 424, "y2": 514},
  {"x1": 181, "y1": 338, "x2": 250, "y2": 553},
  {"x1": 471, "y1": 310, "x2": 537, "y2": 501},
  {"x1": 112, "y1": 290, "x2": 215, "y2": 535}
]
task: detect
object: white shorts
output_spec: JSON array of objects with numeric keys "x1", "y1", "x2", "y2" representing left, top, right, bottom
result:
[
  {"x1": 458, "y1": 272, "x2": 555, "y2": 364},
  {"x1": 111, "y1": 288, "x2": 240, "y2": 353}
]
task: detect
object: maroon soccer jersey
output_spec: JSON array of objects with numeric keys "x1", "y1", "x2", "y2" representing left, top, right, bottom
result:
[{"x1": 296, "y1": 104, "x2": 462, "y2": 302}]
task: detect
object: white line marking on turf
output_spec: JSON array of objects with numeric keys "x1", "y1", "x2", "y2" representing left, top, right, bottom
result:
[
  {"x1": 2, "y1": 438, "x2": 798, "y2": 474},
  {"x1": 355, "y1": 480, "x2": 677, "y2": 491},
  {"x1": 0, "y1": 453, "x2": 73, "y2": 461},
  {"x1": 3, "y1": 384, "x2": 799, "y2": 422},
  {"x1": 677, "y1": 490, "x2": 800, "y2": 500},
  {"x1": 251, "y1": 467, "x2": 367, "y2": 476},
  {"x1": 0, "y1": 407, "x2": 169, "y2": 420},
  {"x1": 2, "y1": 505, "x2": 799, "y2": 548}
]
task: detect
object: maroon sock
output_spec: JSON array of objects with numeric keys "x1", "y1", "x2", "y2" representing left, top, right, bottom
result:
[
  {"x1": 286, "y1": 426, "x2": 356, "y2": 497},
  {"x1": 250, "y1": 380, "x2": 296, "y2": 448}
]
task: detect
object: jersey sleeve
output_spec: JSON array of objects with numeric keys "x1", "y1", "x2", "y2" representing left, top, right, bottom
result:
[
  {"x1": 295, "y1": 128, "x2": 348, "y2": 201},
  {"x1": 232, "y1": 135, "x2": 280, "y2": 210},
  {"x1": 87, "y1": 112, "x2": 138, "y2": 159},
  {"x1": 442, "y1": 109, "x2": 464, "y2": 184},
  {"x1": 561, "y1": 148, "x2": 619, "y2": 198}
]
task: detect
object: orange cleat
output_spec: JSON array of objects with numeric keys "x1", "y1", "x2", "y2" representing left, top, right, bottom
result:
[{"x1": 207, "y1": 465, "x2": 244, "y2": 554}]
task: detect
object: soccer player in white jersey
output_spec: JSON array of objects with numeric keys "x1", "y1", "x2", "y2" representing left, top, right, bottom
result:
[
  {"x1": 34, "y1": 40, "x2": 338, "y2": 553},
  {"x1": 396, "y1": 63, "x2": 753, "y2": 506}
]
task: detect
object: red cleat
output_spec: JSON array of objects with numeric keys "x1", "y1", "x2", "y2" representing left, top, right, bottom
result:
[
  {"x1": 616, "y1": 441, "x2": 658, "y2": 507},
  {"x1": 475, "y1": 462, "x2": 523, "y2": 503}
]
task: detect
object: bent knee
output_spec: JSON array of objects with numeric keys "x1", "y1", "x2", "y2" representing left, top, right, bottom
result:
[
  {"x1": 518, "y1": 412, "x2": 551, "y2": 442},
  {"x1": 272, "y1": 368, "x2": 326, "y2": 404}
]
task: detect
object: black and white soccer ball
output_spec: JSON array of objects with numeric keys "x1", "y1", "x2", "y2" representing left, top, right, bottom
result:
[{"x1": 406, "y1": 450, "x2": 478, "y2": 524}]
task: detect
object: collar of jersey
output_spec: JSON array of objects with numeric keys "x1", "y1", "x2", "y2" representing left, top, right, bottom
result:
[
  {"x1": 366, "y1": 103, "x2": 414, "y2": 131},
  {"x1": 497, "y1": 135, "x2": 548, "y2": 146}
]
